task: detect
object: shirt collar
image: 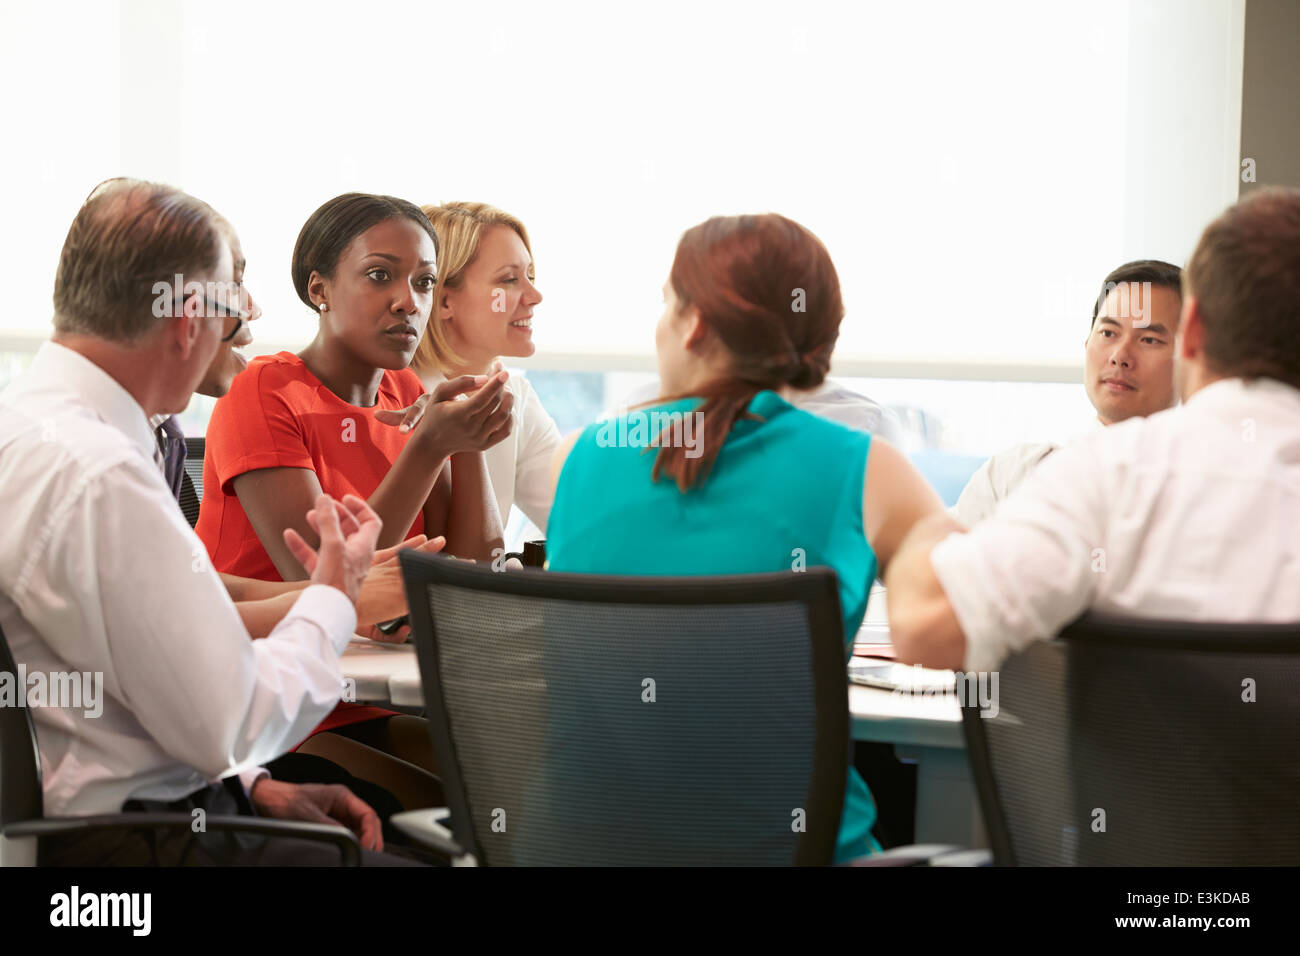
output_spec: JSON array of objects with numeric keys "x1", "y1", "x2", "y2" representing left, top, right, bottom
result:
[
  {"x1": 1183, "y1": 375, "x2": 1300, "y2": 411},
  {"x1": 32, "y1": 341, "x2": 158, "y2": 462},
  {"x1": 749, "y1": 389, "x2": 794, "y2": 418},
  {"x1": 155, "y1": 415, "x2": 184, "y2": 441}
]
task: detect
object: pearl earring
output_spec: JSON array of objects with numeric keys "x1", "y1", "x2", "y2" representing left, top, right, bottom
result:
[{"x1": 319, "y1": 303, "x2": 328, "y2": 312}]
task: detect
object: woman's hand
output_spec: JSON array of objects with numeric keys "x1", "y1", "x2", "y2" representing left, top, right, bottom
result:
[
  {"x1": 373, "y1": 393, "x2": 435, "y2": 434},
  {"x1": 406, "y1": 369, "x2": 514, "y2": 457},
  {"x1": 375, "y1": 362, "x2": 506, "y2": 435},
  {"x1": 354, "y1": 534, "x2": 447, "y2": 633}
]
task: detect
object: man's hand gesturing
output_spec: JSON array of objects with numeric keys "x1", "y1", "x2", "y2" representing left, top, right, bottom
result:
[{"x1": 282, "y1": 494, "x2": 383, "y2": 606}]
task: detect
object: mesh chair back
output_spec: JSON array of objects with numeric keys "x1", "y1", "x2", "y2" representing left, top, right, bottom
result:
[
  {"x1": 178, "y1": 436, "x2": 204, "y2": 527},
  {"x1": 963, "y1": 613, "x2": 1300, "y2": 865},
  {"x1": 401, "y1": 552, "x2": 851, "y2": 866},
  {"x1": 0, "y1": 622, "x2": 43, "y2": 830},
  {"x1": 183, "y1": 436, "x2": 205, "y2": 500}
]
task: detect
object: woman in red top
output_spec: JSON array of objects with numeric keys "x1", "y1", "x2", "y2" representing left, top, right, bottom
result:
[{"x1": 197, "y1": 193, "x2": 514, "y2": 806}]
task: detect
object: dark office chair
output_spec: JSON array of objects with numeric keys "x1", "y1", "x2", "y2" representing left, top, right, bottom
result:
[
  {"x1": 395, "y1": 552, "x2": 851, "y2": 866},
  {"x1": 179, "y1": 435, "x2": 204, "y2": 527},
  {"x1": 0, "y1": 621, "x2": 360, "y2": 866},
  {"x1": 962, "y1": 612, "x2": 1300, "y2": 866}
]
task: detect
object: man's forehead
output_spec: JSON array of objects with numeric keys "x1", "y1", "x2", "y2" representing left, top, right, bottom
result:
[{"x1": 1099, "y1": 281, "x2": 1181, "y2": 322}]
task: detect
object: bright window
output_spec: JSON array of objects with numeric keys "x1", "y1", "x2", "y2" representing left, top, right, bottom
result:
[{"x1": 3, "y1": 0, "x2": 1243, "y2": 378}]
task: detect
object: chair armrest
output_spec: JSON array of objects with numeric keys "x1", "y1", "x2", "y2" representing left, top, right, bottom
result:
[
  {"x1": 7, "y1": 812, "x2": 361, "y2": 866},
  {"x1": 389, "y1": 808, "x2": 474, "y2": 865},
  {"x1": 841, "y1": 843, "x2": 965, "y2": 866}
]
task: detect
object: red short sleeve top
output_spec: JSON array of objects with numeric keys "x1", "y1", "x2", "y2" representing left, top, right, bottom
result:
[{"x1": 196, "y1": 351, "x2": 427, "y2": 581}]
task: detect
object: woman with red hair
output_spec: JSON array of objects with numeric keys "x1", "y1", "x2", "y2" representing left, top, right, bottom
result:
[{"x1": 546, "y1": 213, "x2": 944, "y2": 862}]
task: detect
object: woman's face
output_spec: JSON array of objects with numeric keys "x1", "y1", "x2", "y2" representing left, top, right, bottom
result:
[
  {"x1": 655, "y1": 278, "x2": 690, "y2": 394},
  {"x1": 440, "y1": 225, "x2": 541, "y2": 370},
  {"x1": 313, "y1": 217, "x2": 437, "y2": 370}
]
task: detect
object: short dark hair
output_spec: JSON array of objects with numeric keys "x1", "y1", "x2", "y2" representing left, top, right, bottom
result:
[
  {"x1": 52, "y1": 178, "x2": 228, "y2": 343},
  {"x1": 291, "y1": 193, "x2": 438, "y2": 311},
  {"x1": 1185, "y1": 187, "x2": 1300, "y2": 389},
  {"x1": 1090, "y1": 259, "x2": 1183, "y2": 330}
]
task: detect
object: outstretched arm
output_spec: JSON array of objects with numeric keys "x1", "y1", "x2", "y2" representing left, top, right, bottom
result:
[{"x1": 859, "y1": 438, "x2": 965, "y2": 669}]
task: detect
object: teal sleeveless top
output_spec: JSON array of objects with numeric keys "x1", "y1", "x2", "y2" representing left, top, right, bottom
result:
[{"x1": 547, "y1": 390, "x2": 881, "y2": 862}]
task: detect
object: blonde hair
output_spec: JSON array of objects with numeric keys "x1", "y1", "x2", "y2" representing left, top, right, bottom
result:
[{"x1": 412, "y1": 201, "x2": 535, "y2": 375}]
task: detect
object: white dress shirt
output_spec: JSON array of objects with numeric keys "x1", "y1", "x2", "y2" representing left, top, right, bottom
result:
[
  {"x1": 930, "y1": 377, "x2": 1300, "y2": 673},
  {"x1": 0, "y1": 342, "x2": 357, "y2": 816},
  {"x1": 949, "y1": 442, "x2": 1059, "y2": 526},
  {"x1": 420, "y1": 371, "x2": 562, "y2": 533},
  {"x1": 950, "y1": 420, "x2": 1107, "y2": 526},
  {"x1": 616, "y1": 377, "x2": 906, "y2": 445}
]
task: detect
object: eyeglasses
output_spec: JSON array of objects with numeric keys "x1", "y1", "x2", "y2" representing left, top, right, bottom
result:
[{"x1": 183, "y1": 294, "x2": 249, "y2": 342}]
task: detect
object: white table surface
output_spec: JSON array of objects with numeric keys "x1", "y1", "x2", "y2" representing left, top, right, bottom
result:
[{"x1": 339, "y1": 639, "x2": 425, "y2": 707}]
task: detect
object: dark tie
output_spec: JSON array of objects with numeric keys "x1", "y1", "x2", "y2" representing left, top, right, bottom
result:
[
  {"x1": 222, "y1": 775, "x2": 257, "y2": 816},
  {"x1": 155, "y1": 422, "x2": 201, "y2": 527}
]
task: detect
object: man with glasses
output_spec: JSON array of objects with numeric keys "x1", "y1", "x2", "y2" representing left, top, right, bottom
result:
[
  {"x1": 0, "y1": 178, "x2": 428, "y2": 864},
  {"x1": 151, "y1": 228, "x2": 257, "y2": 524}
]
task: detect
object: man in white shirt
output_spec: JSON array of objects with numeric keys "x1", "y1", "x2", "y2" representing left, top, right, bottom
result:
[
  {"x1": 886, "y1": 188, "x2": 1300, "y2": 672},
  {"x1": 951, "y1": 260, "x2": 1183, "y2": 525},
  {"x1": 0, "y1": 179, "x2": 408, "y2": 864}
]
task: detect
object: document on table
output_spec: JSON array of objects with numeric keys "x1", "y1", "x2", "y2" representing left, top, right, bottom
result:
[{"x1": 848, "y1": 657, "x2": 957, "y2": 694}]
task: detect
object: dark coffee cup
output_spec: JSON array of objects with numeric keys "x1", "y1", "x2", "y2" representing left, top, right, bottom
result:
[{"x1": 504, "y1": 539, "x2": 546, "y2": 568}]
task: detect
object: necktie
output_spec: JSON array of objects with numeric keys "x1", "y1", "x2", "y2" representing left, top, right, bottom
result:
[
  {"x1": 155, "y1": 423, "x2": 202, "y2": 526},
  {"x1": 222, "y1": 775, "x2": 257, "y2": 816},
  {"x1": 153, "y1": 426, "x2": 168, "y2": 475}
]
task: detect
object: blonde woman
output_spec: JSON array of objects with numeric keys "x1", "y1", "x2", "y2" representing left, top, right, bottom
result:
[{"x1": 410, "y1": 202, "x2": 561, "y2": 534}]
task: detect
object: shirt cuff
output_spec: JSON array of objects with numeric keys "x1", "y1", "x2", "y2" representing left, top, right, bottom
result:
[
  {"x1": 929, "y1": 530, "x2": 1007, "y2": 674},
  {"x1": 285, "y1": 583, "x2": 359, "y2": 654},
  {"x1": 238, "y1": 766, "x2": 271, "y2": 796}
]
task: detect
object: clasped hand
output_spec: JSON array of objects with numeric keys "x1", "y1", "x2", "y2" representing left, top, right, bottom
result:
[{"x1": 374, "y1": 364, "x2": 514, "y2": 456}]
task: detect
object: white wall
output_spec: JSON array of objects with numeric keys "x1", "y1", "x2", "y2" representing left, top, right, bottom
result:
[{"x1": 1, "y1": 0, "x2": 1246, "y2": 378}]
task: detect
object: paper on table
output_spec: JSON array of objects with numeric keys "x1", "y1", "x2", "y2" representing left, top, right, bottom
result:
[{"x1": 848, "y1": 658, "x2": 957, "y2": 693}]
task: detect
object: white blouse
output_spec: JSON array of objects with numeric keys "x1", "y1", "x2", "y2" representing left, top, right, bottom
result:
[{"x1": 419, "y1": 370, "x2": 562, "y2": 533}]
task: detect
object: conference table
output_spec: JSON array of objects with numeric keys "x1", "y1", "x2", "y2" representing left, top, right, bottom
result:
[
  {"x1": 849, "y1": 625, "x2": 985, "y2": 849},
  {"x1": 339, "y1": 612, "x2": 986, "y2": 850}
]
